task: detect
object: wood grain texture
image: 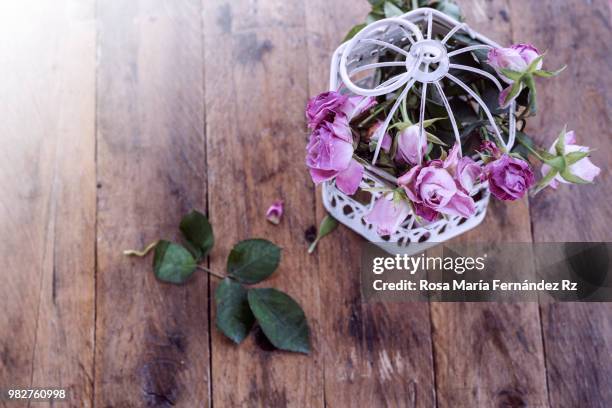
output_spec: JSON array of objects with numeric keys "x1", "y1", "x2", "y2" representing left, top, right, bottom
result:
[
  {"x1": 0, "y1": 0, "x2": 610, "y2": 406},
  {"x1": 430, "y1": 1, "x2": 548, "y2": 406},
  {"x1": 508, "y1": 1, "x2": 612, "y2": 406},
  {"x1": 306, "y1": 2, "x2": 437, "y2": 407},
  {"x1": 94, "y1": 1, "x2": 209, "y2": 406},
  {"x1": 203, "y1": 1, "x2": 323, "y2": 406},
  {"x1": 0, "y1": 1, "x2": 96, "y2": 406}
]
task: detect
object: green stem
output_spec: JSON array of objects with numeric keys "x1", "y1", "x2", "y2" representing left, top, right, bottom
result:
[
  {"x1": 501, "y1": 124, "x2": 545, "y2": 161},
  {"x1": 196, "y1": 265, "x2": 227, "y2": 280},
  {"x1": 411, "y1": 0, "x2": 419, "y2": 10},
  {"x1": 123, "y1": 240, "x2": 159, "y2": 257},
  {"x1": 307, "y1": 239, "x2": 320, "y2": 255}
]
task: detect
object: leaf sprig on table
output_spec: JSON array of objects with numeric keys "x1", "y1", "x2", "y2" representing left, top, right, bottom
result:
[{"x1": 124, "y1": 210, "x2": 311, "y2": 354}]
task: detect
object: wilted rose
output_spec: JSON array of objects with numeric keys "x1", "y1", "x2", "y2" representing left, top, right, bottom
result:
[
  {"x1": 306, "y1": 121, "x2": 363, "y2": 195},
  {"x1": 305, "y1": 91, "x2": 376, "y2": 129},
  {"x1": 484, "y1": 154, "x2": 535, "y2": 200}
]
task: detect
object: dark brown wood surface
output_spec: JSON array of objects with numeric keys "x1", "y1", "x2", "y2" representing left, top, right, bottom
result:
[{"x1": 0, "y1": 0, "x2": 610, "y2": 407}]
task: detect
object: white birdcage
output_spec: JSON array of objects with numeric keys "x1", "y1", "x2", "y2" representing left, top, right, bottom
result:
[{"x1": 322, "y1": 7, "x2": 516, "y2": 255}]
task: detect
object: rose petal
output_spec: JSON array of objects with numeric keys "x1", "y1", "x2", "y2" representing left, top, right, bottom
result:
[
  {"x1": 439, "y1": 191, "x2": 476, "y2": 218},
  {"x1": 266, "y1": 200, "x2": 284, "y2": 225},
  {"x1": 365, "y1": 193, "x2": 411, "y2": 235},
  {"x1": 335, "y1": 159, "x2": 363, "y2": 195}
]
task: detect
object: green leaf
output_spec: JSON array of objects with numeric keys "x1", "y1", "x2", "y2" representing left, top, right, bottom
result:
[
  {"x1": 552, "y1": 125, "x2": 568, "y2": 155},
  {"x1": 533, "y1": 65, "x2": 566, "y2": 77},
  {"x1": 227, "y1": 239, "x2": 281, "y2": 284},
  {"x1": 180, "y1": 210, "x2": 214, "y2": 261},
  {"x1": 565, "y1": 151, "x2": 590, "y2": 165},
  {"x1": 426, "y1": 132, "x2": 448, "y2": 146},
  {"x1": 503, "y1": 81, "x2": 523, "y2": 107},
  {"x1": 344, "y1": 23, "x2": 367, "y2": 42},
  {"x1": 247, "y1": 288, "x2": 310, "y2": 354},
  {"x1": 153, "y1": 240, "x2": 197, "y2": 284},
  {"x1": 554, "y1": 125, "x2": 567, "y2": 156},
  {"x1": 524, "y1": 74, "x2": 538, "y2": 114},
  {"x1": 531, "y1": 169, "x2": 558, "y2": 195},
  {"x1": 500, "y1": 68, "x2": 524, "y2": 82},
  {"x1": 560, "y1": 168, "x2": 590, "y2": 184},
  {"x1": 215, "y1": 278, "x2": 255, "y2": 344},
  {"x1": 436, "y1": 1, "x2": 462, "y2": 21},
  {"x1": 544, "y1": 155, "x2": 566, "y2": 171},
  {"x1": 527, "y1": 54, "x2": 545, "y2": 73},
  {"x1": 308, "y1": 215, "x2": 339, "y2": 254},
  {"x1": 366, "y1": 11, "x2": 384, "y2": 24},
  {"x1": 383, "y1": 1, "x2": 404, "y2": 17},
  {"x1": 420, "y1": 117, "x2": 446, "y2": 128}
]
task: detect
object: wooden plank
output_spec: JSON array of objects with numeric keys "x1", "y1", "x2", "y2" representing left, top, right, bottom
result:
[
  {"x1": 94, "y1": 1, "x2": 209, "y2": 406},
  {"x1": 305, "y1": 2, "x2": 437, "y2": 407},
  {"x1": 430, "y1": 1, "x2": 549, "y2": 406},
  {"x1": 508, "y1": 0, "x2": 612, "y2": 406},
  {"x1": 0, "y1": 1, "x2": 96, "y2": 406},
  {"x1": 203, "y1": 1, "x2": 323, "y2": 406}
]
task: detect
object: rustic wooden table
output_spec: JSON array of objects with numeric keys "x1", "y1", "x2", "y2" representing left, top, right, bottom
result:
[{"x1": 1, "y1": 0, "x2": 610, "y2": 407}]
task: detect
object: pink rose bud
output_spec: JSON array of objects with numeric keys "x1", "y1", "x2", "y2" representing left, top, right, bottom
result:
[
  {"x1": 487, "y1": 43, "x2": 542, "y2": 83},
  {"x1": 364, "y1": 193, "x2": 411, "y2": 236},
  {"x1": 266, "y1": 200, "x2": 284, "y2": 225},
  {"x1": 367, "y1": 121, "x2": 391, "y2": 153},
  {"x1": 396, "y1": 125, "x2": 427, "y2": 165},
  {"x1": 541, "y1": 131, "x2": 600, "y2": 189}
]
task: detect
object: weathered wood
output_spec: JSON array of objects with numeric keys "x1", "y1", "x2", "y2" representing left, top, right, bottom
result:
[
  {"x1": 203, "y1": 1, "x2": 323, "y2": 406},
  {"x1": 305, "y1": 2, "x2": 437, "y2": 407},
  {"x1": 430, "y1": 1, "x2": 549, "y2": 406},
  {"x1": 508, "y1": 0, "x2": 612, "y2": 406},
  {"x1": 94, "y1": 1, "x2": 209, "y2": 406},
  {"x1": 0, "y1": 1, "x2": 96, "y2": 406}
]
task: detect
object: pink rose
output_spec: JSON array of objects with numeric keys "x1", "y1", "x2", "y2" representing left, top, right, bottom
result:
[
  {"x1": 305, "y1": 92, "x2": 376, "y2": 195},
  {"x1": 306, "y1": 92, "x2": 348, "y2": 129},
  {"x1": 396, "y1": 124, "x2": 426, "y2": 165},
  {"x1": 368, "y1": 121, "x2": 392, "y2": 153},
  {"x1": 398, "y1": 145, "x2": 476, "y2": 221},
  {"x1": 484, "y1": 154, "x2": 535, "y2": 200},
  {"x1": 365, "y1": 193, "x2": 411, "y2": 236},
  {"x1": 456, "y1": 157, "x2": 483, "y2": 196},
  {"x1": 487, "y1": 43, "x2": 542, "y2": 83},
  {"x1": 541, "y1": 131, "x2": 600, "y2": 189},
  {"x1": 306, "y1": 91, "x2": 376, "y2": 129},
  {"x1": 306, "y1": 121, "x2": 363, "y2": 195}
]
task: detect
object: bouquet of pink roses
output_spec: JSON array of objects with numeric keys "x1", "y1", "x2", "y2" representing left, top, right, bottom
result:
[{"x1": 305, "y1": 2, "x2": 599, "y2": 244}]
